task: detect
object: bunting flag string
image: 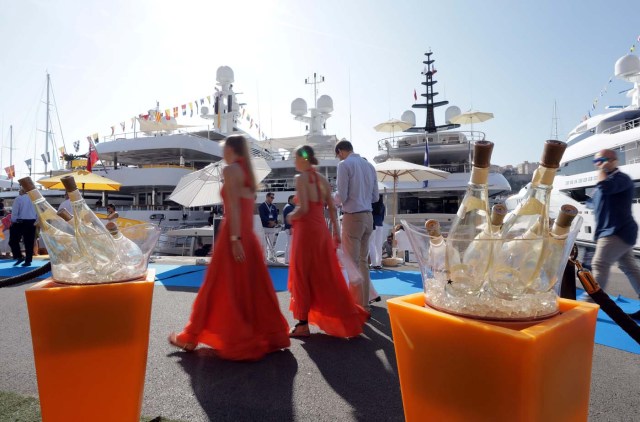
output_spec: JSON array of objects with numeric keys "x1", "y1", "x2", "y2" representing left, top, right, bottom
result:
[
  {"x1": 585, "y1": 34, "x2": 640, "y2": 119},
  {"x1": 173, "y1": 107, "x2": 179, "y2": 118}
]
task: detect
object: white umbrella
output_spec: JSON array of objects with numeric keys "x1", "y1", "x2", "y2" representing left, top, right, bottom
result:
[
  {"x1": 449, "y1": 110, "x2": 494, "y2": 134},
  {"x1": 374, "y1": 118, "x2": 413, "y2": 143},
  {"x1": 168, "y1": 157, "x2": 271, "y2": 207},
  {"x1": 374, "y1": 159, "x2": 449, "y2": 229}
]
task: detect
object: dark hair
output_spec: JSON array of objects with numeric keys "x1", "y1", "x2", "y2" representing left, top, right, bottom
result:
[
  {"x1": 107, "y1": 203, "x2": 116, "y2": 210},
  {"x1": 334, "y1": 139, "x2": 354, "y2": 155},
  {"x1": 287, "y1": 195, "x2": 295, "y2": 203},
  {"x1": 296, "y1": 145, "x2": 319, "y2": 165},
  {"x1": 224, "y1": 135, "x2": 257, "y2": 191}
]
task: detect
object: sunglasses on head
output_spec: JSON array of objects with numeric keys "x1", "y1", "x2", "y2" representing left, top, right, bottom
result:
[{"x1": 592, "y1": 157, "x2": 610, "y2": 164}]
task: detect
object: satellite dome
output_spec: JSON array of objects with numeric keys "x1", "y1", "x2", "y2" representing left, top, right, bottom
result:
[
  {"x1": 216, "y1": 66, "x2": 235, "y2": 84},
  {"x1": 200, "y1": 106, "x2": 209, "y2": 115},
  {"x1": 316, "y1": 95, "x2": 334, "y2": 113},
  {"x1": 291, "y1": 98, "x2": 308, "y2": 116},
  {"x1": 401, "y1": 110, "x2": 416, "y2": 126},
  {"x1": 445, "y1": 106, "x2": 462, "y2": 124},
  {"x1": 615, "y1": 54, "x2": 640, "y2": 80}
]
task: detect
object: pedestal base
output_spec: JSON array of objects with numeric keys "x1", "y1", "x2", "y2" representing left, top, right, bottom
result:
[
  {"x1": 25, "y1": 270, "x2": 155, "y2": 422},
  {"x1": 388, "y1": 293, "x2": 599, "y2": 422}
]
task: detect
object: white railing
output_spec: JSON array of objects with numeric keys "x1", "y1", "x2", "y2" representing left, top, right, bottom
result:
[
  {"x1": 601, "y1": 116, "x2": 640, "y2": 135},
  {"x1": 376, "y1": 130, "x2": 484, "y2": 151}
]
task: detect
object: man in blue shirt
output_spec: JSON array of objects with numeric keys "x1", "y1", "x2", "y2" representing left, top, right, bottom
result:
[
  {"x1": 282, "y1": 195, "x2": 295, "y2": 265},
  {"x1": 10, "y1": 188, "x2": 37, "y2": 267},
  {"x1": 590, "y1": 149, "x2": 640, "y2": 305},
  {"x1": 336, "y1": 139, "x2": 379, "y2": 311}
]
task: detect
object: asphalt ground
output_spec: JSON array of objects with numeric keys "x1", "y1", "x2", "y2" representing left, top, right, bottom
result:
[{"x1": 0, "y1": 267, "x2": 638, "y2": 421}]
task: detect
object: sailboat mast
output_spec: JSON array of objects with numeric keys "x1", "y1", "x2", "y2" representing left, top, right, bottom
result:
[
  {"x1": 45, "y1": 72, "x2": 50, "y2": 173},
  {"x1": 9, "y1": 125, "x2": 12, "y2": 188}
]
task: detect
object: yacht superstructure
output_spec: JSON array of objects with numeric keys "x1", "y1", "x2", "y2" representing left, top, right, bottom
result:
[{"x1": 373, "y1": 51, "x2": 510, "y2": 229}]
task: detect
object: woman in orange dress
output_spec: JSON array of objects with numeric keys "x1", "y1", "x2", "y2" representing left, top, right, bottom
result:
[
  {"x1": 287, "y1": 145, "x2": 369, "y2": 337},
  {"x1": 169, "y1": 135, "x2": 290, "y2": 360}
]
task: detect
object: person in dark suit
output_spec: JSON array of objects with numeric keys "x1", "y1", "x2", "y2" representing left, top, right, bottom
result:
[
  {"x1": 259, "y1": 192, "x2": 279, "y2": 261},
  {"x1": 10, "y1": 188, "x2": 37, "y2": 267}
]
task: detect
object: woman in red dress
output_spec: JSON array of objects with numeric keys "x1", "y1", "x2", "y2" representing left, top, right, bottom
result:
[
  {"x1": 287, "y1": 145, "x2": 369, "y2": 337},
  {"x1": 169, "y1": 135, "x2": 290, "y2": 360}
]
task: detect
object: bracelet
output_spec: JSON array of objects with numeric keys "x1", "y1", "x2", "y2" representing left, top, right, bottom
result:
[{"x1": 230, "y1": 235, "x2": 242, "y2": 241}]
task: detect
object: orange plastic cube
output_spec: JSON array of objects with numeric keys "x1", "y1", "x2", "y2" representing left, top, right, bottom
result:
[
  {"x1": 388, "y1": 293, "x2": 599, "y2": 422},
  {"x1": 25, "y1": 271, "x2": 155, "y2": 422}
]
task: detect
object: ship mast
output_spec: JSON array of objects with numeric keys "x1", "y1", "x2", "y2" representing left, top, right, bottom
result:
[
  {"x1": 44, "y1": 72, "x2": 50, "y2": 173},
  {"x1": 409, "y1": 50, "x2": 459, "y2": 133}
]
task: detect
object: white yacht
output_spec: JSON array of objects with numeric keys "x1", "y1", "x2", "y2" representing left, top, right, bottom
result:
[
  {"x1": 373, "y1": 51, "x2": 510, "y2": 229},
  {"x1": 540, "y1": 53, "x2": 640, "y2": 250}
]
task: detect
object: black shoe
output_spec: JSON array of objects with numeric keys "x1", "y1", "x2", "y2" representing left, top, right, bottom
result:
[
  {"x1": 627, "y1": 310, "x2": 640, "y2": 321},
  {"x1": 373, "y1": 266, "x2": 383, "y2": 270},
  {"x1": 21, "y1": 262, "x2": 31, "y2": 267},
  {"x1": 13, "y1": 258, "x2": 24, "y2": 267},
  {"x1": 369, "y1": 296, "x2": 382, "y2": 304}
]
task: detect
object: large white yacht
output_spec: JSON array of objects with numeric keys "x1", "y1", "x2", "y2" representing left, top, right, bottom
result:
[
  {"x1": 545, "y1": 53, "x2": 640, "y2": 250},
  {"x1": 374, "y1": 51, "x2": 510, "y2": 229}
]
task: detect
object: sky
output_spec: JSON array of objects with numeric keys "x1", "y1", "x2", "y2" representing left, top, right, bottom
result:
[{"x1": 0, "y1": 0, "x2": 639, "y2": 179}]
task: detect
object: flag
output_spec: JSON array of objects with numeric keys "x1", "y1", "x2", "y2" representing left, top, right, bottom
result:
[
  {"x1": 86, "y1": 135, "x2": 92, "y2": 142},
  {"x1": 165, "y1": 109, "x2": 171, "y2": 119},
  {"x1": 73, "y1": 141, "x2": 80, "y2": 152},
  {"x1": 120, "y1": 122, "x2": 126, "y2": 132},
  {"x1": 207, "y1": 95, "x2": 211, "y2": 104},
  {"x1": 157, "y1": 111, "x2": 163, "y2": 122},
  {"x1": 200, "y1": 98, "x2": 204, "y2": 105},
  {"x1": 110, "y1": 126, "x2": 115, "y2": 136},
  {"x1": 4, "y1": 165, "x2": 15, "y2": 179},
  {"x1": 92, "y1": 133, "x2": 99, "y2": 142},
  {"x1": 189, "y1": 102, "x2": 193, "y2": 117},
  {"x1": 59, "y1": 146, "x2": 66, "y2": 159},
  {"x1": 432, "y1": 67, "x2": 437, "y2": 75},
  {"x1": 413, "y1": 89, "x2": 417, "y2": 101},
  {"x1": 241, "y1": 108, "x2": 245, "y2": 117},
  {"x1": 250, "y1": 118, "x2": 254, "y2": 128},
  {"x1": 25, "y1": 159, "x2": 32, "y2": 168},
  {"x1": 87, "y1": 146, "x2": 99, "y2": 172},
  {"x1": 422, "y1": 142, "x2": 430, "y2": 188},
  {"x1": 194, "y1": 100, "x2": 199, "y2": 114},
  {"x1": 182, "y1": 104, "x2": 186, "y2": 116},
  {"x1": 131, "y1": 117, "x2": 135, "y2": 129},
  {"x1": 173, "y1": 107, "x2": 179, "y2": 118}
]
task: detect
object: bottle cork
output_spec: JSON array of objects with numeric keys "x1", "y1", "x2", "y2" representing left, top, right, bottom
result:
[
  {"x1": 539, "y1": 140, "x2": 567, "y2": 169},
  {"x1": 57, "y1": 209, "x2": 73, "y2": 222},
  {"x1": 554, "y1": 204, "x2": 578, "y2": 229},
  {"x1": 18, "y1": 177, "x2": 36, "y2": 192},
  {"x1": 490, "y1": 204, "x2": 508, "y2": 226},
  {"x1": 105, "y1": 221, "x2": 119, "y2": 235},
  {"x1": 425, "y1": 219, "x2": 442, "y2": 237},
  {"x1": 472, "y1": 141, "x2": 494, "y2": 169},
  {"x1": 60, "y1": 175, "x2": 78, "y2": 192}
]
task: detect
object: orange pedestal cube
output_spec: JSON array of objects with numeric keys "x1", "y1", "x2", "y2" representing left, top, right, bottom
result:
[
  {"x1": 25, "y1": 271, "x2": 155, "y2": 422},
  {"x1": 388, "y1": 293, "x2": 599, "y2": 422}
]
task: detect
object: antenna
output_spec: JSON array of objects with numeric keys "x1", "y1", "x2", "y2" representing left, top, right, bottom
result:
[
  {"x1": 304, "y1": 73, "x2": 325, "y2": 108},
  {"x1": 551, "y1": 100, "x2": 559, "y2": 139}
]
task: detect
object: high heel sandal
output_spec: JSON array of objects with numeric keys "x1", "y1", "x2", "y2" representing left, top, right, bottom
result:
[
  {"x1": 168, "y1": 332, "x2": 197, "y2": 351},
  {"x1": 289, "y1": 322, "x2": 310, "y2": 337}
]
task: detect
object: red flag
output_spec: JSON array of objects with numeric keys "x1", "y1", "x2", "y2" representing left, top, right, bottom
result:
[
  {"x1": 4, "y1": 165, "x2": 15, "y2": 179},
  {"x1": 182, "y1": 105, "x2": 187, "y2": 116},
  {"x1": 87, "y1": 145, "x2": 99, "y2": 172},
  {"x1": 413, "y1": 89, "x2": 417, "y2": 101}
]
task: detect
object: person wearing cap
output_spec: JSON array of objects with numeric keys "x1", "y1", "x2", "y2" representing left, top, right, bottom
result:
[
  {"x1": 9, "y1": 188, "x2": 37, "y2": 267},
  {"x1": 259, "y1": 192, "x2": 279, "y2": 261},
  {"x1": 335, "y1": 139, "x2": 379, "y2": 311},
  {"x1": 588, "y1": 149, "x2": 640, "y2": 315}
]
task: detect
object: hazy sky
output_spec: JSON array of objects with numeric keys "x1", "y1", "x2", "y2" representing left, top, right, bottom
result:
[{"x1": 1, "y1": 0, "x2": 639, "y2": 178}]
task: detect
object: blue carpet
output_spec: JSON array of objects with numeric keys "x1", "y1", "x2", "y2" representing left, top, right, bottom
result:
[{"x1": 0, "y1": 260, "x2": 51, "y2": 278}]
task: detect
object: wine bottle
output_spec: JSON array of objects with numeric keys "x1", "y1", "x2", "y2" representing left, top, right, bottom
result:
[
  {"x1": 535, "y1": 204, "x2": 579, "y2": 293},
  {"x1": 425, "y1": 220, "x2": 447, "y2": 282},
  {"x1": 18, "y1": 177, "x2": 97, "y2": 283},
  {"x1": 491, "y1": 140, "x2": 567, "y2": 298},
  {"x1": 61, "y1": 175, "x2": 120, "y2": 276},
  {"x1": 445, "y1": 140, "x2": 494, "y2": 297}
]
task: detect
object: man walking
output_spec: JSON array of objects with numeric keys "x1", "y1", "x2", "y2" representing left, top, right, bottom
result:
[
  {"x1": 259, "y1": 192, "x2": 279, "y2": 261},
  {"x1": 10, "y1": 188, "x2": 37, "y2": 267},
  {"x1": 335, "y1": 139, "x2": 379, "y2": 311},
  {"x1": 589, "y1": 149, "x2": 640, "y2": 318},
  {"x1": 282, "y1": 195, "x2": 295, "y2": 265}
]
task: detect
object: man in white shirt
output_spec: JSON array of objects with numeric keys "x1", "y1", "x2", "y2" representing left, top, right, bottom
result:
[
  {"x1": 58, "y1": 193, "x2": 73, "y2": 215},
  {"x1": 335, "y1": 140, "x2": 379, "y2": 311},
  {"x1": 10, "y1": 189, "x2": 37, "y2": 267}
]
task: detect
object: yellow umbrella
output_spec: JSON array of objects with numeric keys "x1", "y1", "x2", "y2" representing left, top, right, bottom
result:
[{"x1": 38, "y1": 170, "x2": 121, "y2": 191}]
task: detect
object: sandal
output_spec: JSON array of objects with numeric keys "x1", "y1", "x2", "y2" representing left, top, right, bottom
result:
[
  {"x1": 289, "y1": 322, "x2": 310, "y2": 337},
  {"x1": 168, "y1": 332, "x2": 197, "y2": 351}
]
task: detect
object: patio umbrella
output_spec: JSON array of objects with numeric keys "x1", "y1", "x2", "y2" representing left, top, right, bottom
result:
[
  {"x1": 38, "y1": 170, "x2": 121, "y2": 192},
  {"x1": 449, "y1": 110, "x2": 494, "y2": 133},
  {"x1": 374, "y1": 118, "x2": 413, "y2": 143},
  {"x1": 168, "y1": 157, "x2": 271, "y2": 207},
  {"x1": 374, "y1": 159, "x2": 449, "y2": 229}
]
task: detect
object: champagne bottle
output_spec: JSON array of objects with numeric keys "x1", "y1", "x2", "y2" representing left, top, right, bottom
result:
[
  {"x1": 57, "y1": 209, "x2": 73, "y2": 222},
  {"x1": 425, "y1": 220, "x2": 447, "y2": 282},
  {"x1": 61, "y1": 175, "x2": 120, "y2": 276},
  {"x1": 18, "y1": 177, "x2": 96, "y2": 283},
  {"x1": 445, "y1": 140, "x2": 494, "y2": 297},
  {"x1": 535, "y1": 204, "x2": 579, "y2": 293},
  {"x1": 491, "y1": 140, "x2": 567, "y2": 298}
]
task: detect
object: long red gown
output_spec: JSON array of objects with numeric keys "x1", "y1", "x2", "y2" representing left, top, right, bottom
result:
[
  {"x1": 288, "y1": 169, "x2": 369, "y2": 337},
  {"x1": 177, "y1": 162, "x2": 290, "y2": 361}
]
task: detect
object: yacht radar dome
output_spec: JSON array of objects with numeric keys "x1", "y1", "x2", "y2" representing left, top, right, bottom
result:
[
  {"x1": 615, "y1": 54, "x2": 640, "y2": 82},
  {"x1": 216, "y1": 66, "x2": 235, "y2": 84},
  {"x1": 316, "y1": 95, "x2": 334, "y2": 113},
  {"x1": 445, "y1": 106, "x2": 462, "y2": 124},
  {"x1": 401, "y1": 110, "x2": 416, "y2": 126},
  {"x1": 200, "y1": 106, "x2": 209, "y2": 116},
  {"x1": 291, "y1": 98, "x2": 308, "y2": 116}
]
